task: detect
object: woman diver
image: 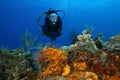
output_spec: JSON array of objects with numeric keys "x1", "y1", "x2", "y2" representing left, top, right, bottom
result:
[{"x1": 37, "y1": 8, "x2": 65, "y2": 41}]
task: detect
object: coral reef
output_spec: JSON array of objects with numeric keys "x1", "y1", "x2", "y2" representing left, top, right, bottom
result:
[
  {"x1": 0, "y1": 48, "x2": 37, "y2": 80},
  {"x1": 1, "y1": 29, "x2": 120, "y2": 80},
  {"x1": 69, "y1": 29, "x2": 98, "y2": 53},
  {"x1": 36, "y1": 29, "x2": 120, "y2": 80},
  {"x1": 105, "y1": 33, "x2": 120, "y2": 50},
  {"x1": 37, "y1": 47, "x2": 69, "y2": 79}
]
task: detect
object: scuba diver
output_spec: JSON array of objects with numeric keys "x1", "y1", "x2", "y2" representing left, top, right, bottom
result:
[{"x1": 37, "y1": 8, "x2": 65, "y2": 41}]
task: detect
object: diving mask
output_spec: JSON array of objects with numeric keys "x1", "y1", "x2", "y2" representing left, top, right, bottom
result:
[{"x1": 49, "y1": 13, "x2": 58, "y2": 24}]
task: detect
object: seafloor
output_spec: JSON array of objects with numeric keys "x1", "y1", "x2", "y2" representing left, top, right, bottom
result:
[{"x1": 0, "y1": 29, "x2": 120, "y2": 80}]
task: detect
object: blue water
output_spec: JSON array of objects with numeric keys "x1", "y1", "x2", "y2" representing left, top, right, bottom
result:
[{"x1": 0, "y1": 0, "x2": 120, "y2": 49}]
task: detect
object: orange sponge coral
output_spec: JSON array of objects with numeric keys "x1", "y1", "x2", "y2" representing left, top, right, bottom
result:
[
  {"x1": 67, "y1": 71, "x2": 98, "y2": 80},
  {"x1": 37, "y1": 47, "x2": 68, "y2": 79}
]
